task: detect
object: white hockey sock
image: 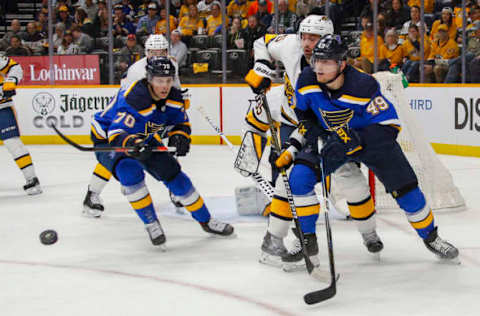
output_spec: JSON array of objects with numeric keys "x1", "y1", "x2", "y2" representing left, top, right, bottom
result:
[
  {"x1": 267, "y1": 215, "x2": 291, "y2": 238},
  {"x1": 89, "y1": 163, "x2": 112, "y2": 194},
  {"x1": 3, "y1": 137, "x2": 36, "y2": 181}
]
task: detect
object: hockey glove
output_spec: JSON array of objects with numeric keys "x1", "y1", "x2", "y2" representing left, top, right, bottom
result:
[
  {"x1": 124, "y1": 136, "x2": 152, "y2": 161},
  {"x1": 321, "y1": 127, "x2": 362, "y2": 161},
  {"x1": 245, "y1": 60, "x2": 274, "y2": 95},
  {"x1": 0, "y1": 77, "x2": 17, "y2": 99},
  {"x1": 274, "y1": 145, "x2": 298, "y2": 169},
  {"x1": 168, "y1": 133, "x2": 190, "y2": 156}
]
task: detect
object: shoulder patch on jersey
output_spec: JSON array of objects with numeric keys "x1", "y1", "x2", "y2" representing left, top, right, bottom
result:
[{"x1": 264, "y1": 34, "x2": 278, "y2": 45}]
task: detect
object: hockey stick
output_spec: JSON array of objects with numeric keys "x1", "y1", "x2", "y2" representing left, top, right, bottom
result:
[
  {"x1": 51, "y1": 124, "x2": 176, "y2": 153},
  {"x1": 196, "y1": 105, "x2": 274, "y2": 199},
  {"x1": 259, "y1": 93, "x2": 327, "y2": 281},
  {"x1": 304, "y1": 157, "x2": 337, "y2": 304}
]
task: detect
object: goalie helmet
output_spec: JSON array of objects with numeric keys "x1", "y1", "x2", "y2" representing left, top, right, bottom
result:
[
  {"x1": 146, "y1": 56, "x2": 176, "y2": 79},
  {"x1": 144, "y1": 34, "x2": 169, "y2": 56},
  {"x1": 298, "y1": 15, "x2": 334, "y2": 37}
]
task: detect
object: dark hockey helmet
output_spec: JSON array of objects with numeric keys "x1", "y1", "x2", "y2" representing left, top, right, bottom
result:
[
  {"x1": 311, "y1": 34, "x2": 347, "y2": 63},
  {"x1": 146, "y1": 56, "x2": 175, "y2": 78}
]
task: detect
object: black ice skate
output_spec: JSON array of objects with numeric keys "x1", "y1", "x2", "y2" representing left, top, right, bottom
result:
[
  {"x1": 361, "y1": 230, "x2": 384, "y2": 253},
  {"x1": 145, "y1": 220, "x2": 166, "y2": 247},
  {"x1": 259, "y1": 231, "x2": 288, "y2": 268},
  {"x1": 282, "y1": 228, "x2": 319, "y2": 272},
  {"x1": 200, "y1": 218, "x2": 234, "y2": 237},
  {"x1": 23, "y1": 177, "x2": 42, "y2": 195},
  {"x1": 424, "y1": 227, "x2": 459, "y2": 260},
  {"x1": 83, "y1": 190, "x2": 104, "y2": 218}
]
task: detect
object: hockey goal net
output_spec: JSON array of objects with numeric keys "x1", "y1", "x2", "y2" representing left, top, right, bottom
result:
[{"x1": 369, "y1": 71, "x2": 465, "y2": 211}]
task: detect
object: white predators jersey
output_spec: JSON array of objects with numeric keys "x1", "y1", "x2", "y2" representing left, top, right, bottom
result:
[
  {"x1": 121, "y1": 56, "x2": 181, "y2": 89},
  {"x1": 253, "y1": 34, "x2": 307, "y2": 126},
  {"x1": 0, "y1": 56, "x2": 23, "y2": 109}
]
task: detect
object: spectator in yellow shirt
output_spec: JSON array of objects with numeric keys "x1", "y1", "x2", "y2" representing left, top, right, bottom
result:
[
  {"x1": 425, "y1": 24, "x2": 460, "y2": 82},
  {"x1": 178, "y1": 4, "x2": 205, "y2": 39},
  {"x1": 155, "y1": 6, "x2": 177, "y2": 35},
  {"x1": 227, "y1": 0, "x2": 248, "y2": 20},
  {"x1": 430, "y1": 7, "x2": 457, "y2": 41},
  {"x1": 408, "y1": 0, "x2": 434, "y2": 14},
  {"x1": 354, "y1": 21, "x2": 384, "y2": 74},
  {"x1": 179, "y1": 0, "x2": 198, "y2": 19},
  {"x1": 379, "y1": 29, "x2": 403, "y2": 70},
  {"x1": 401, "y1": 24, "x2": 431, "y2": 82},
  {"x1": 206, "y1": 1, "x2": 226, "y2": 35}
]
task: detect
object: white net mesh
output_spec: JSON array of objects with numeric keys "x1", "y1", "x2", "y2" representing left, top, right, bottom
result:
[{"x1": 371, "y1": 71, "x2": 465, "y2": 211}]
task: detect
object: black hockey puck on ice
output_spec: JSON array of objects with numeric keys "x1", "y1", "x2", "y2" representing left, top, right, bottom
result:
[{"x1": 40, "y1": 230, "x2": 58, "y2": 245}]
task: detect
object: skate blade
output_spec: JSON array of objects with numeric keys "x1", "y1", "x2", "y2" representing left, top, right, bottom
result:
[
  {"x1": 157, "y1": 244, "x2": 167, "y2": 252},
  {"x1": 26, "y1": 186, "x2": 43, "y2": 195},
  {"x1": 370, "y1": 252, "x2": 381, "y2": 261},
  {"x1": 282, "y1": 256, "x2": 320, "y2": 273},
  {"x1": 82, "y1": 206, "x2": 102, "y2": 218},
  {"x1": 175, "y1": 207, "x2": 186, "y2": 215},
  {"x1": 259, "y1": 252, "x2": 284, "y2": 268},
  {"x1": 437, "y1": 256, "x2": 461, "y2": 265},
  {"x1": 206, "y1": 232, "x2": 237, "y2": 239}
]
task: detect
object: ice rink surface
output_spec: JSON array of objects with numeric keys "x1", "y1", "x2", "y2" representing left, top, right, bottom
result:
[{"x1": 1, "y1": 145, "x2": 479, "y2": 316}]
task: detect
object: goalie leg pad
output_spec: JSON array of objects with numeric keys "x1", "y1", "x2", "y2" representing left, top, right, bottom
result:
[
  {"x1": 395, "y1": 186, "x2": 435, "y2": 239},
  {"x1": 235, "y1": 185, "x2": 270, "y2": 216}
]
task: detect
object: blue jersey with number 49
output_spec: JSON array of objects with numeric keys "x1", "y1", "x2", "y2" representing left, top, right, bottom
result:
[{"x1": 295, "y1": 65, "x2": 400, "y2": 131}]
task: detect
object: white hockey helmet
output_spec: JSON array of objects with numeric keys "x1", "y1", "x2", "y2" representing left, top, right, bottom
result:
[
  {"x1": 299, "y1": 15, "x2": 334, "y2": 37},
  {"x1": 144, "y1": 34, "x2": 169, "y2": 56}
]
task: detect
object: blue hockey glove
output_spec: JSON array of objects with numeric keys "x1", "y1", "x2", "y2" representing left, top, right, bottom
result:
[
  {"x1": 168, "y1": 132, "x2": 190, "y2": 156},
  {"x1": 321, "y1": 127, "x2": 362, "y2": 161}
]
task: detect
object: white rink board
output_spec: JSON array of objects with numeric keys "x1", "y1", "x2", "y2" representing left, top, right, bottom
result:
[{"x1": 12, "y1": 85, "x2": 480, "y2": 149}]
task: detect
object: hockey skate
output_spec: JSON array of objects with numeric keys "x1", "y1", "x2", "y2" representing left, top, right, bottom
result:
[
  {"x1": 145, "y1": 220, "x2": 166, "y2": 248},
  {"x1": 23, "y1": 177, "x2": 42, "y2": 195},
  {"x1": 82, "y1": 190, "x2": 104, "y2": 218},
  {"x1": 200, "y1": 218, "x2": 235, "y2": 237},
  {"x1": 282, "y1": 228, "x2": 320, "y2": 272},
  {"x1": 424, "y1": 227, "x2": 459, "y2": 262},
  {"x1": 361, "y1": 230, "x2": 384, "y2": 254},
  {"x1": 259, "y1": 231, "x2": 288, "y2": 268}
]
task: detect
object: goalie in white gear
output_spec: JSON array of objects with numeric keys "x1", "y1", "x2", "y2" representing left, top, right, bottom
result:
[
  {"x1": 0, "y1": 56, "x2": 42, "y2": 195},
  {"x1": 82, "y1": 34, "x2": 186, "y2": 217},
  {"x1": 243, "y1": 14, "x2": 382, "y2": 271}
]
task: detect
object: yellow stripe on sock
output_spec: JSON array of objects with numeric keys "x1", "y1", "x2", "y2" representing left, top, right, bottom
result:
[
  {"x1": 271, "y1": 197, "x2": 292, "y2": 219},
  {"x1": 348, "y1": 197, "x2": 375, "y2": 220},
  {"x1": 130, "y1": 194, "x2": 152, "y2": 210},
  {"x1": 93, "y1": 163, "x2": 112, "y2": 180},
  {"x1": 15, "y1": 154, "x2": 32, "y2": 169},
  {"x1": 297, "y1": 204, "x2": 320, "y2": 217},
  {"x1": 411, "y1": 211, "x2": 434, "y2": 229},
  {"x1": 185, "y1": 196, "x2": 204, "y2": 212}
]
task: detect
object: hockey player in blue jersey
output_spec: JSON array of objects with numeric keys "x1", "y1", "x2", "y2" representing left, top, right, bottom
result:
[
  {"x1": 274, "y1": 35, "x2": 458, "y2": 260},
  {"x1": 90, "y1": 56, "x2": 234, "y2": 246}
]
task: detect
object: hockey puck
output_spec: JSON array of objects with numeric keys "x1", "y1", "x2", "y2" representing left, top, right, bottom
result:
[{"x1": 40, "y1": 230, "x2": 58, "y2": 245}]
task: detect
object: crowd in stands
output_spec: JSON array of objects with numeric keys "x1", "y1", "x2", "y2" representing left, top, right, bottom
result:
[{"x1": 0, "y1": 0, "x2": 479, "y2": 83}]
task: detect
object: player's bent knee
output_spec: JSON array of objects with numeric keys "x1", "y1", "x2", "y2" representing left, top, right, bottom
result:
[
  {"x1": 115, "y1": 158, "x2": 145, "y2": 186},
  {"x1": 164, "y1": 171, "x2": 193, "y2": 197},
  {"x1": 394, "y1": 185, "x2": 426, "y2": 213},
  {"x1": 289, "y1": 164, "x2": 317, "y2": 195}
]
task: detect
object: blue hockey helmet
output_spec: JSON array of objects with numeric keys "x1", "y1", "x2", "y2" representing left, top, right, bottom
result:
[{"x1": 311, "y1": 34, "x2": 348, "y2": 63}]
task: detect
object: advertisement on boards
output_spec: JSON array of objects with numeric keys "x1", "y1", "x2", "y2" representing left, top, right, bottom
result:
[{"x1": 14, "y1": 55, "x2": 100, "y2": 85}]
